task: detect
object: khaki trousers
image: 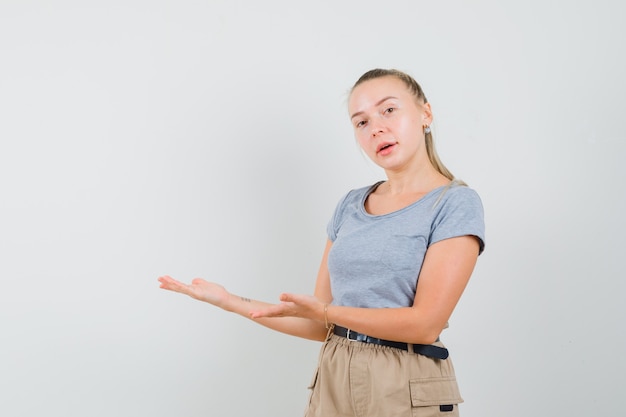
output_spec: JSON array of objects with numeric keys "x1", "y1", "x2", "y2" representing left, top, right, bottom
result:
[{"x1": 304, "y1": 334, "x2": 463, "y2": 417}]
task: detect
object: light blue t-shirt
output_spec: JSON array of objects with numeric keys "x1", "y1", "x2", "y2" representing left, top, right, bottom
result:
[{"x1": 326, "y1": 181, "x2": 485, "y2": 308}]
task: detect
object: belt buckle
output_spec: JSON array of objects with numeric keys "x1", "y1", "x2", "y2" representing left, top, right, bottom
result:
[
  {"x1": 345, "y1": 328, "x2": 358, "y2": 342},
  {"x1": 345, "y1": 329, "x2": 367, "y2": 342}
]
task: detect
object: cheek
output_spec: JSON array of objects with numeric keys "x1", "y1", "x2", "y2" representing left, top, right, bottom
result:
[
  {"x1": 354, "y1": 132, "x2": 370, "y2": 150},
  {"x1": 397, "y1": 116, "x2": 417, "y2": 132},
  {"x1": 398, "y1": 119, "x2": 422, "y2": 141}
]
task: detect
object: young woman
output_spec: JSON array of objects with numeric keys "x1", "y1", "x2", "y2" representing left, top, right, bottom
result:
[{"x1": 158, "y1": 68, "x2": 485, "y2": 416}]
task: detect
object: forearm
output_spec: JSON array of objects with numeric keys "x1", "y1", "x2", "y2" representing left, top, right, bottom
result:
[
  {"x1": 325, "y1": 305, "x2": 443, "y2": 345},
  {"x1": 244, "y1": 294, "x2": 442, "y2": 345},
  {"x1": 224, "y1": 292, "x2": 329, "y2": 342}
]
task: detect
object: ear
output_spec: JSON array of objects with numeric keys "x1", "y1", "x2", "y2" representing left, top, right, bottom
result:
[{"x1": 421, "y1": 102, "x2": 433, "y2": 127}]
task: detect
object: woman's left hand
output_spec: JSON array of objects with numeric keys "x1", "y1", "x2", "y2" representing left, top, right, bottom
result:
[{"x1": 249, "y1": 293, "x2": 324, "y2": 322}]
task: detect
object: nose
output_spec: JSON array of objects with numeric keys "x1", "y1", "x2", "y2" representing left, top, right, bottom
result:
[{"x1": 370, "y1": 119, "x2": 385, "y2": 137}]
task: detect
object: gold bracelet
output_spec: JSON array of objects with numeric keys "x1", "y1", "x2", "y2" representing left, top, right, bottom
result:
[{"x1": 324, "y1": 303, "x2": 331, "y2": 330}]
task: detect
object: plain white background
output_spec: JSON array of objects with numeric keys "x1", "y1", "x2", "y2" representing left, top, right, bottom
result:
[{"x1": 1, "y1": 1, "x2": 624, "y2": 416}]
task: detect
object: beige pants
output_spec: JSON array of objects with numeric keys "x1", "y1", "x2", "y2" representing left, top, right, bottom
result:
[{"x1": 304, "y1": 334, "x2": 463, "y2": 417}]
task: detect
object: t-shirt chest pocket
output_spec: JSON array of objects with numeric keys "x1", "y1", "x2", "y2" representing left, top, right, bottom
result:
[{"x1": 378, "y1": 234, "x2": 427, "y2": 273}]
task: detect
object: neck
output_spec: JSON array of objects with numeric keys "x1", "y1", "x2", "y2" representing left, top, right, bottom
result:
[{"x1": 383, "y1": 163, "x2": 449, "y2": 195}]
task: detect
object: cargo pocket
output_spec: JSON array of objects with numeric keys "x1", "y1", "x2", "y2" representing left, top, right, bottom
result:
[{"x1": 410, "y1": 376, "x2": 463, "y2": 417}]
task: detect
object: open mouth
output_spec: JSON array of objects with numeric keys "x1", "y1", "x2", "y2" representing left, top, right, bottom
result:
[{"x1": 377, "y1": 142, "x2": 396, "y2": 153}]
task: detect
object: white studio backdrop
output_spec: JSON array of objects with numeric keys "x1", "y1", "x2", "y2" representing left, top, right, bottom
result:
[{"x1": 0, "y1": 1, "x2": 624, "y2": 416}]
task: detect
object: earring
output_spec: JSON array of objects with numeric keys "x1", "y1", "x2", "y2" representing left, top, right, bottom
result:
[{"x1": 424, "y1": 125, "x2": 431, "y2": 134}]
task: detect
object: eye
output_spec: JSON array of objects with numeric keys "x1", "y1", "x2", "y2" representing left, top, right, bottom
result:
[
  {"x1": 355, "y1": 120, "x2": 367, "y2": 128},
  {"x1": 384, "y1": 107, "x2": 395, "y2": 115}
]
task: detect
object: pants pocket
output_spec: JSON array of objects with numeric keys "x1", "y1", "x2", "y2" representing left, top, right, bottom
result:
[{"x1": 410, "y1": 376, "x2": 463, "y2": 416}]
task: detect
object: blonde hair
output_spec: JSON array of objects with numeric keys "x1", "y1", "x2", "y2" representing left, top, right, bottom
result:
[{"x1": 351, "y1": 69, "x2": 459, "y2": 182}]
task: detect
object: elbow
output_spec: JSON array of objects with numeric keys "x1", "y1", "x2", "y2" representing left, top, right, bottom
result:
[
  {"x1": 422, "y1": 333, "x2": 442, "y2": 345},
  {"x1": 405, "y1": 308, "x2": 451, "y2": 344},
  {"x1": 408, "y1": 322, "x2": 446, "y2": 345},
  {"x1": 413, "y1": 332, "x2": 440, "y2": 345}
]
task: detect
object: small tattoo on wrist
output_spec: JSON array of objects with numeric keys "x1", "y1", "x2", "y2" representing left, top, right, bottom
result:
[{"x1": 241, "y1": 297, "x2": 252, "y2": 303}]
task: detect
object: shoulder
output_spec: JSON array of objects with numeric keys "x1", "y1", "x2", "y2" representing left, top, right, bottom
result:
[
  {"x1": 435, "y1": 182, "x2": 483, "y2": 211},
  {"x1": 430, "y1": 181, "x2": 486, "y2": 254},
  {"x1": 335, "y1": 181, "x2": 383, "y2": 209},
  {"x1": 327, "y1": 182, "x2": 382, "y2": 240}
]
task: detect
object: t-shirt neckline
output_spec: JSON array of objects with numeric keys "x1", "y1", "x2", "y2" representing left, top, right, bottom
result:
[{"x1": 360, "y1": 181, "x2": 452, "y2": 218}]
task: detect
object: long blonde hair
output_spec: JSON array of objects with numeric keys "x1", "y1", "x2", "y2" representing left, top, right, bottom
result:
[{"x1": 350, "y1": 69, "x2": 458, "y2": 182}]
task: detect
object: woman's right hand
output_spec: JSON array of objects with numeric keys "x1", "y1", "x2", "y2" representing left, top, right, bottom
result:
[{"x1": 158, "y1": 275, "x2": 231, "y2": 310}]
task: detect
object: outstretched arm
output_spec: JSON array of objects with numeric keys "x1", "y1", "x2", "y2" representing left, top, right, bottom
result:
[{"x1": 158, "y1": 240, "x2": 334, "y2": 342}]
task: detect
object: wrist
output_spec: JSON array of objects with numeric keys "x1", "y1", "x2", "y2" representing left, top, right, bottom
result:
[
  {"x1": 323, "y1": 303, "x2": 333, "y2": 330},
  {"x1": 221, "y1": 292, "x2": 237, "y2": 312}
]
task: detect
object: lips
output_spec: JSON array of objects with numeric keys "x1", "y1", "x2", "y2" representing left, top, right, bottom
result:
[{"x1": 376, "y1": 141, "x2": 397, "y2": 154}]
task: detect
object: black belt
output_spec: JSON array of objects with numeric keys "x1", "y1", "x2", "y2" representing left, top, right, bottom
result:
[{"x1": 333, "y1": 326, "x2": 449, "y2": 360}]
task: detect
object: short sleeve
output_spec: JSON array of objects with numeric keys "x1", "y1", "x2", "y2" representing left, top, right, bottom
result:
[
  {"x1": 429, "y1": 186, "x2": 486, "y2": 255},
  {"x1": 326, "y1": 191, "x2": 352, "y2": 242}
]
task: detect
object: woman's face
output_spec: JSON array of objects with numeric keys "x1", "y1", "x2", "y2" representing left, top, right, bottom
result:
[{"x1": 348, "y1": 76, "x2": 432, "y2": 172}]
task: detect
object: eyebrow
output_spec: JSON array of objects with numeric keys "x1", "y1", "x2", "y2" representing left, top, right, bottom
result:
[{"x1": 350, "y1": 96, "x2": 398, "y2": 120}]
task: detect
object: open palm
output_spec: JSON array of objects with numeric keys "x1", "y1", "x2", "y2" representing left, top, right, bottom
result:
[{"x1": 158, "y1": 275, "x2": 229, "y2": 308}]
